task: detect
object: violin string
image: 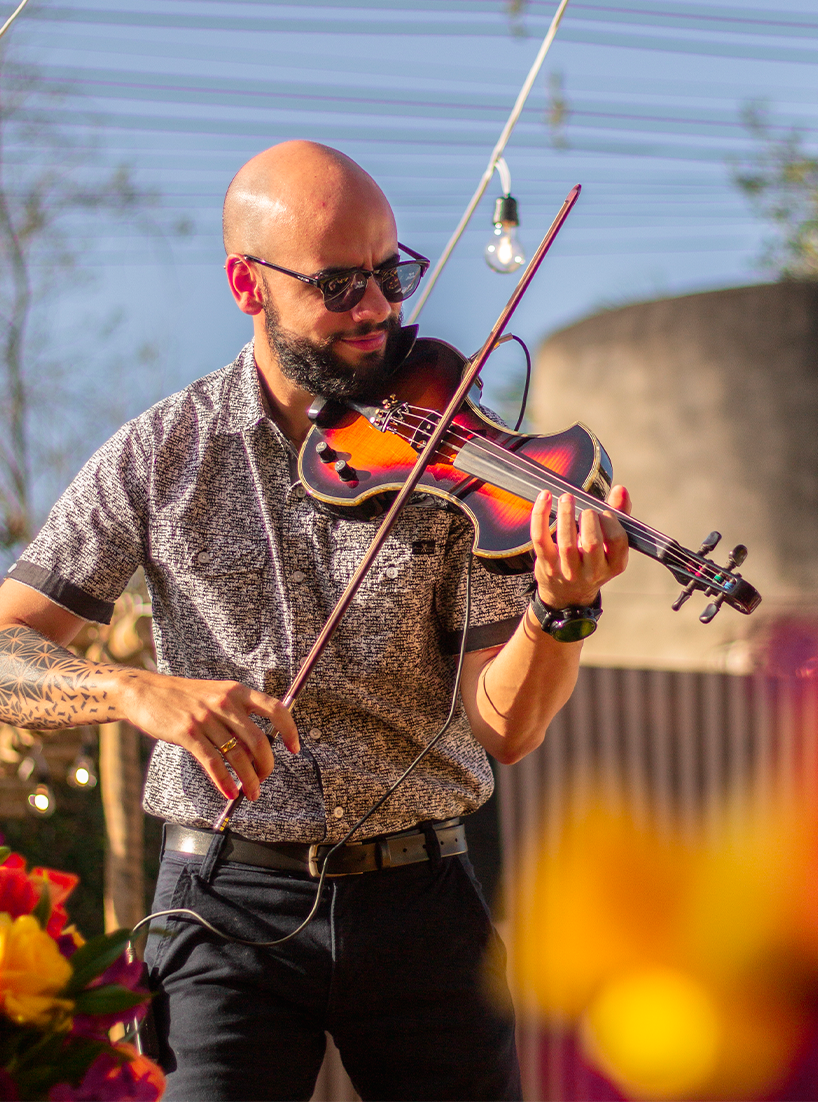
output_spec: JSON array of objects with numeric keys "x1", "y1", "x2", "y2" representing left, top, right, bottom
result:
[{"x1": 388, "y1": 403, "x2": 729, "y2": 590}]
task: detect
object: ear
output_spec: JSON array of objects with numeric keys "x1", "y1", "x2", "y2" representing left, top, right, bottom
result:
[{"x1": 225, "y1": 255, "x2": 265, "y2": 316}]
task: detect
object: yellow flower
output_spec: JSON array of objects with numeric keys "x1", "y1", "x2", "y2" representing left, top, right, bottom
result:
[{"x1": 0, "y1": 912, "x2": 74, "y2": 1028}]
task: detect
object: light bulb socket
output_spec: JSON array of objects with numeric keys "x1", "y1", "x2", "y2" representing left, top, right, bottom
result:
[{"x1": 492, "y1": 195, "x2": 519, "y2": 227}]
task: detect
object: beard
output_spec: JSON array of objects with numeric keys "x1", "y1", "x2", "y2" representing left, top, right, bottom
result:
[{"x1": 263, "y1": 298, "x2": 404, "y2": 401}]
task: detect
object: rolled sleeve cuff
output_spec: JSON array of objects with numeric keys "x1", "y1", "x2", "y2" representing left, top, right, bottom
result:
[
  {"x1": 443, "y1": 614, "x2": 523, "y2": 654},
  {"x1": 6, "y1": 561, "x2": 115, "y2": 624}
]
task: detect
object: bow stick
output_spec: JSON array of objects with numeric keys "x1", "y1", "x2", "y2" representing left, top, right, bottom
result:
[{"x1": 214, "y1": 183, "x2": 582, "y2": 831}]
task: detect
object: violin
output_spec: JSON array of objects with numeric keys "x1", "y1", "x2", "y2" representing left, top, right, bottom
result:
[{"x1": 301, "y1": 336, "x2": 761, "y2": 622}]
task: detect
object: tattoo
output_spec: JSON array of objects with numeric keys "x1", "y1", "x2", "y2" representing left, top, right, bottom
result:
[{"x1": 0, "y1": 626, "x2": 118, "y2": 729}]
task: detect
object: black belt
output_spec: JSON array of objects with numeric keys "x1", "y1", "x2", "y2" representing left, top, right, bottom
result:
[{"x1": 164, "y1": 819, "x2": 467, "y2": 878}]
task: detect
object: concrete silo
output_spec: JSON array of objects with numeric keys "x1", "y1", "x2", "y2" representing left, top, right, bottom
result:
[{"x1": 531, "y1": 281, "x2": 818, "y2": 671}]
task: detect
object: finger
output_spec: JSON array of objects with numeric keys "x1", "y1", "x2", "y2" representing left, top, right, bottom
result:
[
  {"x1": 530, "y1": 490, "x2": 557, "y2": 564},
  {"x1": 219, "y1": 738, "x2": 274, "y2": 803},
  {"x1": 599, "y1": 511, "x2": 630, "y2": 576},
  {"x1": 608, "y1": 483, "x2": 632, "y2": 515},
  {"x1": 555, "y1": 493, "x2": 580, "y2": 578},
  {"x1": 244, "y1": 690, "x2": 300, "y2": 754},
  {"x1": 181, "y1": 735, "x2": 241, "y2": 801},
  {"x1": 192, "y1": 719, "x2": 267, "y2": 800},
  {"x1": 577, "y1": 508, "x2": 605, "y2": 567},
  {"x1": 205, "y1": 691, "x2": 279, "y2": 778}
]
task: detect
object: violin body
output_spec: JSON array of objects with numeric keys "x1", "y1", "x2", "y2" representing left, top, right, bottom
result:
[
  {"x1": 301, "y1": 339, "x2": 613, "y2": 563},
  {"x1": 300, "y1": 337, "x2": 761, "y2": 618}
]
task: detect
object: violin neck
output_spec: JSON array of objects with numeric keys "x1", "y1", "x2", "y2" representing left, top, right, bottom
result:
[{"x1": 453, "y1": 436, "x2": 676, "y2": 565}]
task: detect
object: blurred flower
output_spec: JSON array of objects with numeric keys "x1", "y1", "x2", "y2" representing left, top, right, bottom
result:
[
  {"x1": 31, "y1": 867, "x2": 80, "y2": 940},
  {"x1": 509, "y1": 799, "x2": 818, "y2": 1100},
  {"x1": 0, "y1": 913, "x2": 73, "y2": 1027},
  {"x1": 72, "y1": 953, "x2": 150, "y2": 1039},
  {"x1": 0, "y1": 849, "x2": 163, "y2": 1100},
  {"x1": 581, "y1": 967, "x2": 720, "y2": 1099},
  {"x1": 0, "y1": 853, "x2": 39, "y2": 919},
  {"x1": 49, "y1": 1044, "x2": 165, "y2": 1102}
]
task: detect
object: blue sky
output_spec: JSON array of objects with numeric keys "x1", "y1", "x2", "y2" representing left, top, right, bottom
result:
[{"x1": 5, "y1": 0, "x2": 817, "y2": 503}]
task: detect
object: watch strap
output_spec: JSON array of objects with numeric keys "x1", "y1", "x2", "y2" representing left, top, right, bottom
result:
[{"x1": 529, "y1": 590, "x2": 602, "y2": 642}]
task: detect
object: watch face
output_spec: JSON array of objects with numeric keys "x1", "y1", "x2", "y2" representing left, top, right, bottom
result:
[{"x1": 551, "y1": 617, "x2": 599, "y2": 643}]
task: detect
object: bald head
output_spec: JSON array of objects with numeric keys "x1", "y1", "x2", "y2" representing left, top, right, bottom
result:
[{"x1": 222, "y1": 141, "x2": 394, "y2": 261}]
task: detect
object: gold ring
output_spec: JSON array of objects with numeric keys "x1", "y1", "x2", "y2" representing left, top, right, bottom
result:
[{"x1": 217, "y1": 736, "x2": 239, "y2": 755}]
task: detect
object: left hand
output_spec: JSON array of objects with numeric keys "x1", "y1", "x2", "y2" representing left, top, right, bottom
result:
[{"x1": 531, "y1": 485, "x2": 631, "y2": 609}]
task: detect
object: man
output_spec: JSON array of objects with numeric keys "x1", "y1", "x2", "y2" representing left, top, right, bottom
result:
[{"x1": 0, "y1": 141, "x2": 630, "y2": 1101}]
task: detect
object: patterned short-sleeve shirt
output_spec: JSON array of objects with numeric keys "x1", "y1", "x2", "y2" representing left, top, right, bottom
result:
[{"x1": 10, "y1": 341, "x2": 532, "y2": 843}]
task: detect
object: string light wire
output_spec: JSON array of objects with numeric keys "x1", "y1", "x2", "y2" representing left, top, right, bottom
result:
[
  {"x1": 0, "y1": 0, "x2": 32, "y2": 41},
  {"x1": 407, "y1": 0, "x2": 572, "y2": 322}
]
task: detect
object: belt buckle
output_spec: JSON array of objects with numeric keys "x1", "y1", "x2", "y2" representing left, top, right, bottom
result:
[
  {"x1": 307, "y1": 844, "x2": 321, "y2": 878},
  {"x1": 307, "y1": 843, "x2": 348, "y2": 878}
]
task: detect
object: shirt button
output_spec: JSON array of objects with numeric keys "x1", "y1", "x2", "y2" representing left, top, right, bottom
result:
[
  {"x1": 332, "y1": 806, "x2": 344, "y2": 819},
  {"x1": 294, "y1": 486, "x2": 306, "y2": 499},
  {"x1": 291, "y1": 570, "x2": 306, "y2": 583},
  {"x1": 197, "y1": 551, "x2": 212, "y2": 564},
  {"x1": 309, "y1": 728, "x2": 322, "y2": 740},
  {"x1": 384, "y1": 566, "x2": 399, "y2": 580}
]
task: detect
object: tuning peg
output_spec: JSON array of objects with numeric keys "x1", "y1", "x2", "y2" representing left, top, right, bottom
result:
[
  {"x1": 727, "y1": 544, "x2": 747, "y2": 568},
  {"x1": 672, "y1": 583, "x2": 695, "y2": 612},
  {"x1": 700, "y1": 595, "x2": 724, "y2": 624},
  {"x1": 672, "y1": 531, "x2": 722, "y2": 612}
]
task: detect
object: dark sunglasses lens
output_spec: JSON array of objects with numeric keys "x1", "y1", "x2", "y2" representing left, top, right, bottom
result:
[
  {"x1": 322, "y1": 271, "x2": 368, "y2": 312},
  {"x1": 379, "y1": 262, "x2": 423, "y2": 302}
]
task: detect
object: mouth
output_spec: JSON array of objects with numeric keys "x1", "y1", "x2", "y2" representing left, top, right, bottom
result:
[{"x1": 335, "y1": 328, "x2": 388, "y2": 355}]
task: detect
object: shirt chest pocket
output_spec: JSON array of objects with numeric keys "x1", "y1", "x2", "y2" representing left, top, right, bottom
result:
[
  {"x1": 334, "y1": 526, "x2": 442, "y2": 636},
  {"x1": 160, "y1": 535, "x2": 269, "y2": 654}
]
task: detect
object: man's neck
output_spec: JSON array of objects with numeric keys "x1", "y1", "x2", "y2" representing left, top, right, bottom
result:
[{"x1": 253, "y1": 342, "x2": 313, "y2": 449}]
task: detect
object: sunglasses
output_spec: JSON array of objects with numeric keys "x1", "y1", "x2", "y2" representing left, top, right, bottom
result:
[{"x1": 243, "y1": 243, "x2": 430, "y2": 313}]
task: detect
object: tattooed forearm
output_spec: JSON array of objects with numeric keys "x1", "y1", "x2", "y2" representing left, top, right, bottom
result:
[{"x1": 0, "y1": 625, "x2": 122, "y2": 729}]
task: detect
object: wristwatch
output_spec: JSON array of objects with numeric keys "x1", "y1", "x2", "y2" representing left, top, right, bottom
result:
[{"x1": 528, "y1": 589, "x2": 602, "y2": 642}]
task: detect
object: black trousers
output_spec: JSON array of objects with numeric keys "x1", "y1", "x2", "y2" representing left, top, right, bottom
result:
[{"x1": 145, "y1": 840, "x2": 522, "y2": 1102}]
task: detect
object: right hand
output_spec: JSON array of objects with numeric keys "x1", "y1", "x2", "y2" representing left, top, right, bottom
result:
[{"x1": 117, "y1": 668, "x2": 299, "y2": 801}]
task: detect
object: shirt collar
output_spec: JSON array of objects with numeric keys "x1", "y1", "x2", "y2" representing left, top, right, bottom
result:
[{"x1": 214, "y1": 341, "x2": 268, "y2": 435}]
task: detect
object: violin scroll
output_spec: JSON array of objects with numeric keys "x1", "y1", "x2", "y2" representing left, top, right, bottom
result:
[{"x1": 671, "y1": 534, "x2": 760, "y2": 620}]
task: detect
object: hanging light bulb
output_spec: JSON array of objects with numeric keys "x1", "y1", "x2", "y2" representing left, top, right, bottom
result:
[
  {"x1": 68, "y1": 732, "x2": 98, "y2": 789},
  {"x1": 68, "y1": 753, "x2": 97, "y2": 789},
  {"x1": 484, "y1": 195, "x2": 526, "y2": 274},
  {"x1": 19, "y1": 746, "x2": 57, "y2": 817},
  {"x1": 28, "y1": 782, "x2": 56, "y2": 817}
]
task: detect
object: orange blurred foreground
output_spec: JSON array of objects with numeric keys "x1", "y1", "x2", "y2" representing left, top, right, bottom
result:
[{"x1": 507, "y1": 801, "x2": 818, "y2": 1100}]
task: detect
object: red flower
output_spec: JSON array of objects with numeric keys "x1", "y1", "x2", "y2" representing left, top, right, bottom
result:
[
  {"x1": 30, "y1": 867, "x2": 79, "y2": 938},
  {"x1": 0, "y1": 862, "x2": 38, "y2": 920},
  {"x1": 48, "y1": 1043, "x2": 164, "y2": 1101},
  {"x1": 0, "y1": 853, "x2": 78, "y2": 939}
]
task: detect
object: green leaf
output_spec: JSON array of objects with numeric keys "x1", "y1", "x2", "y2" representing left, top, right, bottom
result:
[
  {"x1": 0, "y1": 845, "x2": 10, "y2": 863},
  {"x1": 64, "y1": 928, "x2": 131, "y2": 994},
  {"x1": 72, "y1": 984, "x2": 149, "y2": 1016},
  {"x1": 31, "y1": 881, "x2": 51, "y2": 929},
  {"x1": 12, "y1": 1036, "x2": 110, "y2": 1099}
]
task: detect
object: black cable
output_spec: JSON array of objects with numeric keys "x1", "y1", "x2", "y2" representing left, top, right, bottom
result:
[{"x1": 509, "y1": 335, "x2": 532, "y2": 432}]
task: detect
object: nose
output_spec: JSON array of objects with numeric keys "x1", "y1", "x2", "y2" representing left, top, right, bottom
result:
[{"x1": 349, "y1": 272, "x2": 393, "y2": 324}]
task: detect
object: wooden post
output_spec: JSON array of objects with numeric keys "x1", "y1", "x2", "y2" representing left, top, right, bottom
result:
[{"x1": 99, "y1": 720, "x2": 145, "y2": 933}]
